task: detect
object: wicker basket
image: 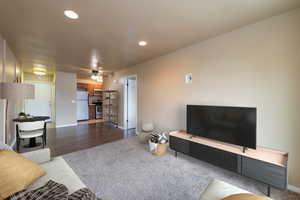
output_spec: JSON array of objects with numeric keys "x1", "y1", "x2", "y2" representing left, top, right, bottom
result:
[{"x1": 149, "y1": 142, "x2": 168, "y2": 156}]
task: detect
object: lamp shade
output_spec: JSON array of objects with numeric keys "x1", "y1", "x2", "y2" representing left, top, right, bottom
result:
[{"x1": 0, "y1": 82, "x2": 35, "y2": 100}]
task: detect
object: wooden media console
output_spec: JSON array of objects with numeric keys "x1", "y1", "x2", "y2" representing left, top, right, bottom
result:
[{"x1": 169, "y1": 131, "x2": 288, "y2": 196}]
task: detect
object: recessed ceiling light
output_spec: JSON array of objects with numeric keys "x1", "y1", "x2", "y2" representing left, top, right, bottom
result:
[
  {"x1": 33, "y1": 71, "x2": 46, "y2": 76},
  {"x1": 64, "y1": 10, "x2": 79, "y2": 19},
  {"x1": 138, "y1": 41, "x2": 147, "y2": 47},
  {"x1": 33, "y1": 68, "x2": 47, "y2": 76}
]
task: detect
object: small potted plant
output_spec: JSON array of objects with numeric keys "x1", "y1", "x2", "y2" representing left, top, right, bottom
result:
[{"x1": 18, "y1": 112, "x2": 27, "y2": 118}]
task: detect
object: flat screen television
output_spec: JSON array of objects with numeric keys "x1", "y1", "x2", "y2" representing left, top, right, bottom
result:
[{"x1": 187, "y1": 105, "x2": 256, "y2": 149}]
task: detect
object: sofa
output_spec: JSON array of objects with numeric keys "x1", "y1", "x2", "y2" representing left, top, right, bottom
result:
[
  {"x1": 200, "y1": 179, "x2": 251, "y2": 200},
  {"x1": 21, "y1": 148, "x2": 86, "y2": 194}
]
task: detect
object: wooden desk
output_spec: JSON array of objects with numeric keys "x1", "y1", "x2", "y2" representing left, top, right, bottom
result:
[
  {"x1": 13, "y1": 116, "x2": 50, "y2": 123},
  {"x1": 13, "y1": 116, "x2": 50, "y2": 147}
]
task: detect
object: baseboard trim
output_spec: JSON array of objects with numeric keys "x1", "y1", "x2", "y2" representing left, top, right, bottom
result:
[
  {"x1": 118, "y1": 126, "x2": 137, "y2": 130},
  {"x1": 56, "y1": 123, "x2": 78, "y2": 128},
  {"x1": 288, "y1": 184, "x2": 300, "y2": 193}
]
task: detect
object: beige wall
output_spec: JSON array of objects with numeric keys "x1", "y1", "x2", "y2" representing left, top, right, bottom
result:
[
  {"x1": 0, "y1": 34, "x2": 22, "y2": 146},
  {"x1": 55, "y1": 71, "x2": 77, "y2": 127},
  {"x1": 105, "y1": 8, "x2": 300, "y2": 188},
  {"x1": 0, "y1": 35, "x2": 4, "y2": 143},
  {"x1": 23, "y1": 72, "x2": 54, "y2": 83}
]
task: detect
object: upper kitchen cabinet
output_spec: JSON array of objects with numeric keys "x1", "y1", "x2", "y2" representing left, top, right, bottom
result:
[{"x1": 77, "y1": 83, "x2": 102, "y2": 96}]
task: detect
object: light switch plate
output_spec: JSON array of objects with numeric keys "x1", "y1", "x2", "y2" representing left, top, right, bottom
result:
[{"x1": 185, "y1": 73, "x2": 192, "y2": 84}]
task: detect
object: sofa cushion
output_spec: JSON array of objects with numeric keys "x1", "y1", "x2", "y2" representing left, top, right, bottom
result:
[
  {"x1": 27, "y1": 156, "x2": 85, "y2": 194},
  {"x1": 200, "y1": 179, "x2": 250, "y2": 200},
  {"x1": 0, "y1": 149, "x2": 46, "y2": 200},
  {"x1": 222, "y1": 193, "x2": 271, "y2": 200},
  {"x1": 21, "y1": 148, "x2": 51, "y2": 164}
]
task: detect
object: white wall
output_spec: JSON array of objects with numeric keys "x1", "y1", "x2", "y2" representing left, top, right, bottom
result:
[
  {"x1": 105, "y1": 8, "x2": 300, "y2": 188},
  {"x1": 55, "y1": 71, "x2": 77, "y2": 127},
  {"x1": 0, "y1": 34, "x2": 22, "y2": 146}
]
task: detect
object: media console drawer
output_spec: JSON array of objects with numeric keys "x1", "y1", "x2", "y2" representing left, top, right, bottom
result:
[
  {"x1": 242, "y1": 157, "x2": 287, "y2": 189},
  {"x1": 189, "y1": 141, "x2": 241, "y2": 173},
  {"x1": 170, "y1": 135, "x2": 241, "y2": 173},
  {"x1": 169, "y1": 136, "x2": 189, "y2": 154}
]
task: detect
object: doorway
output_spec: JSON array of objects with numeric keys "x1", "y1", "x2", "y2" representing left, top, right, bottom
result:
[
  {"x1": 123, "y1": 75, "x2": 137, "y2": 130},
  {"x1": 24, "y1": 81, "x2": 54, "y2": 124}
]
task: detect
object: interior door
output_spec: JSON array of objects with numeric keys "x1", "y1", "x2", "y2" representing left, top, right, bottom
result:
[
  {"x1": 127, "y1": 78, "x2": 137, "y2": 129},
  {"x1": 24, "y1": 81, "x2": 53, "y2": 120}
]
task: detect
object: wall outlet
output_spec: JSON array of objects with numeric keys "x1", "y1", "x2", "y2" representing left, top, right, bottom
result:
[{"x1": 185, "y1": 73, "x2": 192, "y2": 84}]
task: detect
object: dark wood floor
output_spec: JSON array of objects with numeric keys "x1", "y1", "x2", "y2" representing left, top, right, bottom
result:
[{"x1": 18, "y1": 122, "x2": 136, "y2": 156}]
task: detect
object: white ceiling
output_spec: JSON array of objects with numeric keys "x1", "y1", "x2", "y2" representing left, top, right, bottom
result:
[{"x1": 0, "y1": 0, "x2": 299, "y2": 77}]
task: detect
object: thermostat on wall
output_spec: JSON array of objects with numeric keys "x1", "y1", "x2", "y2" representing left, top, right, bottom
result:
[{"x1": 185, "y1": 73, "x2": 192, "y2": 84}]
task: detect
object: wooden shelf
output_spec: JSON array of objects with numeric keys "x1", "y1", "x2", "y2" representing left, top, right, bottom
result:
[{"x1": 170, "y1": 131, "x2": 288, "y2": 167}]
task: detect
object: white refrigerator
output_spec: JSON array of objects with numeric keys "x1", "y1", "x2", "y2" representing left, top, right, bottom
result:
[{"x1": 76, "y1": 91, "x2": 89, "y2": 120}]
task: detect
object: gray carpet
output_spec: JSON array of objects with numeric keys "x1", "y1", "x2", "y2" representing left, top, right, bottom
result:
[{"x1": 63, "y1": 136, "x2": 297, "y2": 200}]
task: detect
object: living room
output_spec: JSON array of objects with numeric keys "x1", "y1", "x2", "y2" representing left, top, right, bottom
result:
[{"x1": 1, "y1": 1, "x2": 300, "y2": 200}]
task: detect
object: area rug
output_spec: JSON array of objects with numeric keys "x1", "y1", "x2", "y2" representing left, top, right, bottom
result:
[{"x1": 63, "y1": 136, "x2": 294, "y2": 200}]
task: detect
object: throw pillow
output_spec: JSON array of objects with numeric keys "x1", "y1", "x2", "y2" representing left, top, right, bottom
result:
[
  {"x1": 222, "y1": 193, "x2": 272, "y2": 200},
  {"x1": 69, "y1": 188, "x2": 101, "y2": 200},
  {"x1": 142, "y1": 123, "x2": 154, "y2": 132},
  {"x1": 0, "y1": 149, "x2": 46, "y2": 200},
  {"x1": 6, "y1": 180, "x2": 102, "y2": 200},
  {"x1": 5, "y1": 180, "x2": 68, "y2": 200}
]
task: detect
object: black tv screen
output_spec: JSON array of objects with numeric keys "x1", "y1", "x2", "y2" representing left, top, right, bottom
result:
[{"x1": 187, "y1": 105, "x2": 256, "y2": 149}]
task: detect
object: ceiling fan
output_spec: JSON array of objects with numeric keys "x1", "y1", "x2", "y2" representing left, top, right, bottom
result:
[{"x1": 90, "y1": 68, "x2": 104, "y2": 82}]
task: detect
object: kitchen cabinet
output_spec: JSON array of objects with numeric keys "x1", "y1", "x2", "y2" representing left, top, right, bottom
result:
[
  {"x1": 77, "y1": 83, "x2": 102, "y2": 96},
  {"x1": 87, "y1": 85, "x2": 94, "y2": 96},
  {"x1": 89, "y1": 104, "x2": 96, "y2": 119},
  {"x1": 94, "y1": 84, "x2": 101, "y2": 89}
]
